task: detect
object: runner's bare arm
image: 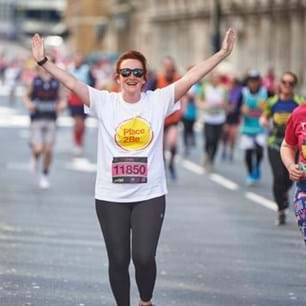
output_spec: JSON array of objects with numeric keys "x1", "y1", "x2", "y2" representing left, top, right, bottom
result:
[
  {"x1": 56, "y1": 85, "x2": 68, "y2": 113},
  {"x1": 32, "y1": 34, "x2": 90, "y2": 107},
  {"x1": 280, "y1": 139, "x2": 304, "y2": 181},
  {"x1": 174, "y1": 28, "x2": 235, "y2": 102},
  {"x1": 22, "y1": 86, "x2": 36, "y2": 112}
]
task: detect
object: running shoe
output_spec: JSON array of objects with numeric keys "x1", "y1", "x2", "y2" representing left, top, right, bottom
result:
[
  {"x1": 39, "y1": 174, "x2": 50, "y2": 189},
  {"x1": 252, "y1": 166, "x2": 261, "y2": 181},
  {"x1": 73, "y1": 145, "x2": 83, "y2": 157},
  {"x1": 276, "y1": 210, "x2": 286, "y2": 226},
  {"x1": 245, "y1": 175, "x2": 256, "y2": 186}
]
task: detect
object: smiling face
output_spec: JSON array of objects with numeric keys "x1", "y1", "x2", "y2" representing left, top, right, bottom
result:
[
  {"x1": 117, "y1": 59, "x2": 146, "y2": 100},
  {"x1": 280, "y1": 73, "x2": 296, "y2": 96}
]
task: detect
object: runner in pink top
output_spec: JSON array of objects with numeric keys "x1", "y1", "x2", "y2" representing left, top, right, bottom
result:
[{"x1": 281, "y1": 104, "x2": 306, "y2": 245}]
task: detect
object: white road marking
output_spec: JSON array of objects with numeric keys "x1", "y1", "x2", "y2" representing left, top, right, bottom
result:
[
  {"x1": 182, "y1": 159, "x2": 204, "y2": 175},
  {"x1": 0, "y1": 112, "x2": 97, "y2": 128},
  {"x1": 65, "y1": 157, "x2": 97, "y2": 173},
  {"x1": 181, "y1": 157, "x2": 277, "y2": 211},
  {"x1": 181, "y1": 158, "x2": 238, "y2": 190},
  {"x1": 245, "y1": 192, "x2": 277, "y2": 211},
  {"x1": 209, "y1": 173, "x2": 239, "y2": 191}
]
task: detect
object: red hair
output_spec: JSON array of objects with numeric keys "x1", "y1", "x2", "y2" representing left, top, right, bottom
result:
[{"x1": 115, "y1": 50, "x2": 147, "y2": 80}]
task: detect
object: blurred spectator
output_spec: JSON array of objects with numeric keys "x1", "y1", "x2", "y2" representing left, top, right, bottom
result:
[
  {"x1": 221, "y1": 77, "x2": 243, "y2": 161},
  {"x1": 0, "y1": 51, "x2": 7, "y2": 84},
  {"x1": 93, "y1": 59, "x2": 115, "y2": 90},
  {"x1": 143, "y1": 69, "x2": 157, "y2": 92},
  {"x1": 196, "y1": 71, "x2": 227, "y2": 172},
  {"x1": 67, "y1": 52, "x2": 95, "y2": 156},
  {"x1": 23, "y1": 64, "x2": 66, "y2": 189},
  {"x1": 181, "y1": 81, "x2": 198, "y2": 156},
  {"x1": 4, "y1": 59, "x2": 22, "y2": 106},
  {"x1": 263, "y1": 67, "x2": 277, "y2": 95},
  {"x1": 240, "y1": 69, "x2": 269, "y2": 185},
  {"x1": 145, "y1": 56, "x2": 181, "y2": 180}
]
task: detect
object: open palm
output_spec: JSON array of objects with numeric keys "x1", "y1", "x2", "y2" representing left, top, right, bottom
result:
[
  {"x1": 32, "y1": 34, "x2": 45, "y2": 62},
  {"x1": 221, "y1": 28, "x2": 235, "y2": 56}
]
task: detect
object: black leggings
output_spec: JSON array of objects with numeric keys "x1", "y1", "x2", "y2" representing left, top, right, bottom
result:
[
  {"x1": 182, "y1": 118, "x2": 196, "y2": 148},
  {"x1": 245, "y1": 144, "x2": 263, "y2": 175},
  {"x1": 96, "y1": 196, "x2": 166, "y2": 306},
  {"x1": 203, "y1": 122, "x2": 224, "y2": 163},
  {"x1": 268, "y1": 147, "x2": 293, "y2": 211}
]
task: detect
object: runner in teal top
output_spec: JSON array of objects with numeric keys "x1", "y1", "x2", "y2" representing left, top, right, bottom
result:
[{"x1": 240, "y1": 70, "x2": 269, "y2": 185}]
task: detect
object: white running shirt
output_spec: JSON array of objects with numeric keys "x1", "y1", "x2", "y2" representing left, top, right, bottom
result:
[{"x1": 85, "y1": 84, "x2": 178, "y2": 202}]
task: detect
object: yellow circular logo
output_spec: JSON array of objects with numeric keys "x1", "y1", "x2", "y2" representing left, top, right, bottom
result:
[{"x1": 115, "y1": 117, "x2": 153, "y2": 151}]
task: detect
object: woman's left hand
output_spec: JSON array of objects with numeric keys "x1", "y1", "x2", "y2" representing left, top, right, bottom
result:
[{"x1": 220, "y1": 28, "x2": 235, "y2": 57}]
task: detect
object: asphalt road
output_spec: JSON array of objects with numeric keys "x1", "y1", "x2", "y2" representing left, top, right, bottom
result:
[{"x1": 0, "y1": 96, "x2": 306, "y2": 306}]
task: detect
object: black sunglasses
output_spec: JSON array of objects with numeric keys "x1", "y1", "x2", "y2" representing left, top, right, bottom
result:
[{"x1": 119, "y1": 68, "x2": 145, "y2": 78}]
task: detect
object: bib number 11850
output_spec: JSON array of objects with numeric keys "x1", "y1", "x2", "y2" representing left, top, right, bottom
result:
[{"x1": 112, "y1": 157, "x2": 148, "y2": 184}]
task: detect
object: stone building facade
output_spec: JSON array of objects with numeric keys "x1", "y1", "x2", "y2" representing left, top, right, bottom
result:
[
  {"x1": 135, "y1": 0, "x2": 306, "y2": 86},
  {"x1": 66, "y1": 0, "x2": 306, "y2": 88}
]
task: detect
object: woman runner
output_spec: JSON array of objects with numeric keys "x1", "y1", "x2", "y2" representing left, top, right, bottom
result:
[{"x1": 31, "y1": 29, "x2": 235, "y2": 306}]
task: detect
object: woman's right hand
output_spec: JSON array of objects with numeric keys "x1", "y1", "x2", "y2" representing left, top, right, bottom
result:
[{"x1": 32, "y1": 33, "x2": 45, "y2": 62}]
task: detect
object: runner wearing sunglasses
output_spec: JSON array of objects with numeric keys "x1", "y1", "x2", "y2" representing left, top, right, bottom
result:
[
  {"x1": 260, "y1": 72, "x2": 304, "y2": 225},
  {"x1": 119, "y1": 68, "x2": 145, "y2": 78},
  {"x1": 31, "y1": 29, "x2": 235, "y2": 306}
]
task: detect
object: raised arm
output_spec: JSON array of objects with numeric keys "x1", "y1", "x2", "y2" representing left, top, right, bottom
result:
[
  {"x1": 32, "y1": 34, "x2": 90, "y2": 106},
  {"x1": 174, "y1": 28, "x2": 235, "y2": 101}
]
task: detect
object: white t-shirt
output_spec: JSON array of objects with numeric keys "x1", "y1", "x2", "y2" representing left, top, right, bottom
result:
[
  {"x1": 202, "y1": 84, "x2": 226, "y2": 125},
  {"x1": 85, "y1": 84, "x2": 178, "y2": 203}
]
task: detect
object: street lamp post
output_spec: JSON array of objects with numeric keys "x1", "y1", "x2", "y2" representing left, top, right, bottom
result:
[{"x1": 212, "y1": 0, "x2": 222, "y2": 53}]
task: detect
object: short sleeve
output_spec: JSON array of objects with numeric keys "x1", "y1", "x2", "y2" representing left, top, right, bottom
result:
[
  {"x1": 151, "y1": 83, "x2": 179, "y2": 117},
  {"x1": 263, "y1": 98, "x2": 272, "y2": 118},
  {"x1": 284, "y1": 113, "x2": 298, "y2": 146},
  {"x1": 84, "y1": 85, "x2": 110, "y2": 119}
]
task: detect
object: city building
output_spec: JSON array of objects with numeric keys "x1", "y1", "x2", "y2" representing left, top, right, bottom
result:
[
  {"x1": 0, "y1": 0, "x2": 18, "y2": 39},
  {"x1": 15, "y1": 0, "x2": 68, "y2": 39},
  {"x1": 65, "y1": 0, "x2": 109, "y2": 55},
  {"x1": 136, "y1": 0, "x2": 306, "y2": 86},
  {"x1": 64, "y1": 0, "x2": 306, "y2": 88}
]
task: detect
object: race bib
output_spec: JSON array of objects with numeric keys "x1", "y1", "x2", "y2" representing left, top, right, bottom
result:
[{"x1": 112, "y1": 157, "x2": 148, "y2": 184}]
